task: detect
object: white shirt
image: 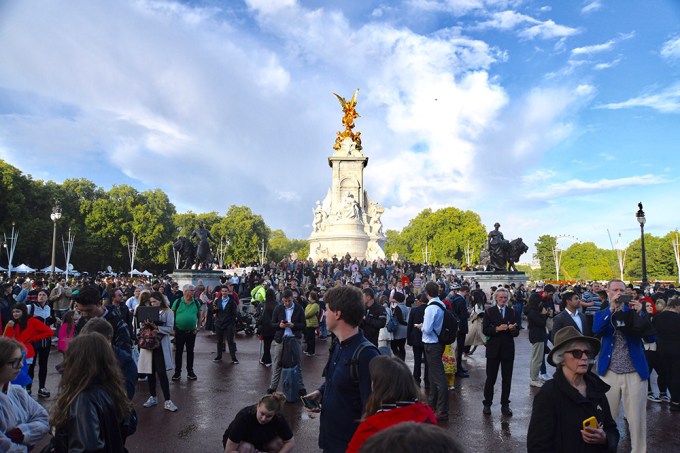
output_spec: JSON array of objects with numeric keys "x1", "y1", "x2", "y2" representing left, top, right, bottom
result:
[
  {"x1": 283, "y1": 305, "x2": 294, "y2": 337},
  {"x1": 566, "y1": 307, "x2": 583, "y2": 333}
]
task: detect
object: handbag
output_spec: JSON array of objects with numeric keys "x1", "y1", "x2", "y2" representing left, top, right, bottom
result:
[{"x1": 138, "y1": 321, "x2": 160, "y2": 350}]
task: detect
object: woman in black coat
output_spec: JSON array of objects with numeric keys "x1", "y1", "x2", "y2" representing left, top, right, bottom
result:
[
  {"x1": 654, "y1": 297, "x2": 680, "y2": 410},
  {"x1": 527, "y1": 292, "x2": 548, "y2": 387},
  {"x1": 258, "y1": 289, "x2": 278, "y2": 367},
  {"x1": 528, "y1": 326, "x2": 619, "y2": 453}
]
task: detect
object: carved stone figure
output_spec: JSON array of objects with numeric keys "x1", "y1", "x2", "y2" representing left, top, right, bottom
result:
[
  {"x1": 506, "y1": 238, "x2": 529, "y2": 272},
  {"x1": 487, "y1": 223, "x2": 508, "y2": 272},
  {"x1": 337, "y1": 194, "x2": 361, "y2": 221},
  {"x1": 313, "y1": 201, "x2": 324, "y2": 232},
  {"x1": 191, "y1": 221, "x2": 216, "y2": 270},
  {"x1": 485, "y1": 223, "x2": 528, "y2": 272},
  {"x1": 173, "y1": 237, "x2": 195, "y2": 269}
]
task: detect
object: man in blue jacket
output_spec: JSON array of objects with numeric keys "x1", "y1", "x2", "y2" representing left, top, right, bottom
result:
[
  {"x1": 593, "y1": 279, "x2": 651, "y2": 453},
  {"x1": 304, "y1": 285, "x2": 379, "y2": 453}
]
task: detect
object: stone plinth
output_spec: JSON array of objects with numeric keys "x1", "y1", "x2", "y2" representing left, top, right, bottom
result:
[
  {"x1": 472, "y1": 272, "x2": 528, "y2": 298},
  {"x1": 172, "y1": 270, "x2": 223, "y2": 290}
]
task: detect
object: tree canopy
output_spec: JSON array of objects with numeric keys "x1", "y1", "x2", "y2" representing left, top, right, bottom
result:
[{"x1": 384, "y1": 207, "x2": 486, "y2": 265}]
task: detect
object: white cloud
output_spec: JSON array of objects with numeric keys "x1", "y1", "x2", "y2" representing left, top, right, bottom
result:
[
  {"x1": 661, "y1": 36, "x2": 680, "y2": 61},
  {"x1": 519, "y1": 19, "x2": 579, "y2": 40},
  {"x1": 598, "y1": 83, "x2": 680, "y2": 113},
  {"x1": 594, "y1": 58, "x2": 621, "y2": 70},
  {"x1": 598, "y1": 152, "x2": 615, "y2": 161},
  {"x1": 581, "y1": 1, "x2": 602, "y2": 15},
  {"x1": 526, "y1": 174, "x2": 667, "y2": 200},
  {"x1": 571, "y1": 40, "x2": 615, "y2": 55},
  {"x1": 477, "y1": 11, "x2": 579, "y2": 40}
]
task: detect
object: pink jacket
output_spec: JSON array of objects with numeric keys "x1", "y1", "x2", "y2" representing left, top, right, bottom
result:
[{"x1": 57, "y1": 323, "x2": 75, "y2": 352}]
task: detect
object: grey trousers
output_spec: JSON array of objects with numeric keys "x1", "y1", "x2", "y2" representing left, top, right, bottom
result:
[
  {"x1": 269, "y1": 337, "x2": 305, "y2": 391},
  {"x1": 424, "y1": 343, "x2": 448, "y2": 414},
  {"x1": 530, "y1": 341, "x2": 544, "y2": 381}
]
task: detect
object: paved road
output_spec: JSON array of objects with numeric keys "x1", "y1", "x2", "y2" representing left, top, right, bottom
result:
[{"x1": 34, "y1": 328, "x2": 677, "y2": 452}]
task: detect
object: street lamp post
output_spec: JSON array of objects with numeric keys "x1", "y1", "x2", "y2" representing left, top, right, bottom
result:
[
  {"x1": 636, "y1": 202, "x2": 648, "y2": 288},
  {"x1": 3, "y1": 222, "x2": 18, "y2": 278},
  {"x1": 50, "y1": 201, "x2": 62, "y2": 279}
]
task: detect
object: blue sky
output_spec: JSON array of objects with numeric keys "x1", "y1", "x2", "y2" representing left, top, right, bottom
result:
[{"x1": 1, "y1": 0, "x2": 679, "y2": 259}]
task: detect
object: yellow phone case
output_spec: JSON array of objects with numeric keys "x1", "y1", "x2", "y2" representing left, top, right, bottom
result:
[{"x1": 583, "y1": 416, "x2": 598, "y2": 430}]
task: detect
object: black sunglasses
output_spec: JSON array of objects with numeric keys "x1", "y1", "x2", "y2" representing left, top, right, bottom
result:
[
  {"x1": 5, "y1": 358, "x2": 23, "y2": 369},
  {"x1": 565, "y1": 349, "x2": 595, "y2": 359}
]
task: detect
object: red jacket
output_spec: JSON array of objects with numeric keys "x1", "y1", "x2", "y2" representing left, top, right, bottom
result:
[
  {"x1": 3, "y1": 318, "x2": 54, "y2": 359},
  {"x1": 346, "y1": 402, "x2": 436, "y2": 453}
]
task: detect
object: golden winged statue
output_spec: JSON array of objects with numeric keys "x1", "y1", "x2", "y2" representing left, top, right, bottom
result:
[{"x1": 332, "y1": 88, "x2": 362, "y2": 151}]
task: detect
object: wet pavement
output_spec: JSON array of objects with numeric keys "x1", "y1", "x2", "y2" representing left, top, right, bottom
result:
[{"x1": 34, "y1": 328, "x2": 678, "y2": 452}]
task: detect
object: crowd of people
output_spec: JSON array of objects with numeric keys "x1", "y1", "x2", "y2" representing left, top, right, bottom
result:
[{"x1": 0, "y1": 255, "x2": 679, "y2": 452}]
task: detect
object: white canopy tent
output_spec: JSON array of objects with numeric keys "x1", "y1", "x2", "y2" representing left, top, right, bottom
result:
[
  {"x1": 14, "y1": 264, "x2": 36, "y2": 273},
  {"x1": 129, "y1": 269, "x2": 142, "y2": 275},
  {"x1": 40, "y1": 266, "x2": 65, "y2": 273},
  {"x1": 141, "y1": 270, "x2": 153, "y2": 277}
]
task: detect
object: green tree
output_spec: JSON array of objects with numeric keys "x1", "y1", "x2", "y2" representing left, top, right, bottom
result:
[
  {"x1": 389, "y1": 207, "x2": 486, "y2": 264},
  {"x1": 220, "y1": 206, "x2": 270, "y2": 265},
  {"x1": 131, "y1": 189, "x2": 176, "y2": 272},
  {"x1": 535, "y1": 235, "x2": 557, "y2": 280},
  {"x1": 384, "y1": 229, "x2": 407, "y2": 260},
  {"x1": 560, "y1": 242, "x2": 617, "y2": 281},
  {"x1": 627, "y1": 233, "x2": 677, "y2": 281},
  {"x1": 269, "y1": 229, "x2": 293, "y2": 262}
]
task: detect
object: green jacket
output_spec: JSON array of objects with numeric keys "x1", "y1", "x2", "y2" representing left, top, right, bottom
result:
[
  {"x1": 251, "y1": 285, "x2": 266, "y2": 302},
  {"x1": 305, "y1": 302, "x2": 320, "y2": 328}
]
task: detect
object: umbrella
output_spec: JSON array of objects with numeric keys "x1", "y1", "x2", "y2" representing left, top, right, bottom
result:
[{"x1": 13, "y1": 264, "x2": 36, "y2": 273}]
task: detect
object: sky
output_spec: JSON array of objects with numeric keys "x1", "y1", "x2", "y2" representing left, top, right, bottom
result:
[{"x1": 1, "y1": 0, "x2": 679, "y2": 261}]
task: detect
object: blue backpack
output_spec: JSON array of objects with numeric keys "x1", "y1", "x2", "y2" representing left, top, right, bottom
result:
[{"x1": 385, "y1": 311, "x2": 399, "y2": 333}]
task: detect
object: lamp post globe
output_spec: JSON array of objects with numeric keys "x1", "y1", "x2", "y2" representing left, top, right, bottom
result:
[{"x1": 635, "y1": 202, "x2": 648, "y2": 289}]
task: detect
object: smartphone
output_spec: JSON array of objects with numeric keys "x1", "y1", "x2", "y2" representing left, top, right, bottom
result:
[
  {"x1": 617, "y1": 295, "x2": 633, "y2": 306},
  {"x1": 583, "y1": 416, "x2": 598, "y2": 430},
  {"x1": 301, "y1": 396, "x2": 321, "y2": 410}
]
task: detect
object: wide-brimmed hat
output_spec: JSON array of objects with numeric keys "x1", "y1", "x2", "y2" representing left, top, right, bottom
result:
[{"x1": 548, "y1": 326, "x2": 601, "y2": 367}]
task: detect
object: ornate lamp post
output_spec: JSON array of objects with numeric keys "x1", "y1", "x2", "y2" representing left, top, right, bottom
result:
[
  {"x1": 50, "y1": 201, "x2": 62, "y2": 279},
  {"x1": 636, "y1": 202, "x2": 648, "y2": 288}
]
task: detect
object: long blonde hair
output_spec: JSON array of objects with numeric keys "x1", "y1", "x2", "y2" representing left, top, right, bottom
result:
[{"x1": 50, "y1": 333, "x2": 132, "y2": 428}]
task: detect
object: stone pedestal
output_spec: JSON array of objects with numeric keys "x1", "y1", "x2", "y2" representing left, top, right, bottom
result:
[
  {"x1": 471, "y1": 272, "x2": 528, "y2": 298},
  {"x1": 172, "y1": 270, "x2": 223, "y2": 291}
]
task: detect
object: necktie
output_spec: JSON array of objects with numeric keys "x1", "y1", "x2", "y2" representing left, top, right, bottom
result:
[{"x1": 501, "y1": 307, "x2": 505, "y2": 319}]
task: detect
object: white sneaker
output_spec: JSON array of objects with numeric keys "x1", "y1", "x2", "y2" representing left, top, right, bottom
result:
[
  {"x1": 164, "y1": 400, "x2": 178, "y2": 412},
  {"x1": 143, "y1": 396, "x2": 157, "y2": 408},
  {"x1": 540, "y1": 373, "x2": 553, "y2": 381},
  {"x1": 530, "y1": 380, "x2": 544, "y2": 388}
]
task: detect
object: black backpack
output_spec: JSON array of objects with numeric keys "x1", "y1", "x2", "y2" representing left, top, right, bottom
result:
[
  {"x1": 430, "y1": 301, "x2": 458, "y2": 345},
  {"x1": 348, "y1": 339, "x2": 382, "y2": 385}
]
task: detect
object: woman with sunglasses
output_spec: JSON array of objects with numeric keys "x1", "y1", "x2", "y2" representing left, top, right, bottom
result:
[
  {"x1": 0, "y1": 337, "x2": 49, "y2": 452},
  {"x1": 528, "y1": 326, "x2": 619, "y2": 452}
]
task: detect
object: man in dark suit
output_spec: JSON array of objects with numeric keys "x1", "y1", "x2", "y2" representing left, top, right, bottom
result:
[
  {"x1": 552, "y1": 290, "x2": 591, "y2": 341},
  {"x1": 213, "y1": 285, "x2": 238, "y2": 363},
  {"x1": 407, "y1": 293, "x2": 429, "y2": 388},
  {"x1": 482, "y1": 287, "x2": 519, "y2": 416}
]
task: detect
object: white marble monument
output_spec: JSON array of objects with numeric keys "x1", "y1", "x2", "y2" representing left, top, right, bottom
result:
[{"x1": 308, "y1": 90, "x2": 386, "y2": 261}]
